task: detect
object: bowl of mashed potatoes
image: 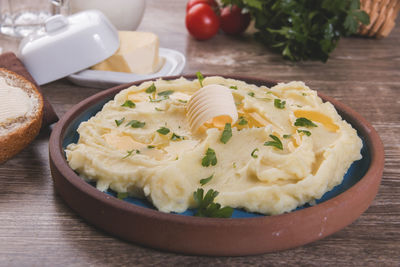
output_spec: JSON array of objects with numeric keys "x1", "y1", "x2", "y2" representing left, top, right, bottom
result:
[{"x1": 49, "y1": 75, "x2": 384, "y2": 255}]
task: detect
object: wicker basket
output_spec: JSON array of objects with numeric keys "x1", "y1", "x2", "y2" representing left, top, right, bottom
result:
[{"x1": 359, "y1": 0, "x2": 400, "y2": 38}]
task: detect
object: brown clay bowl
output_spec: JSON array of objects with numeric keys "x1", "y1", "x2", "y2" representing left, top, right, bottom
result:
[{"x1": 49, "y1": 75, "x2": 384, "y2": 256}]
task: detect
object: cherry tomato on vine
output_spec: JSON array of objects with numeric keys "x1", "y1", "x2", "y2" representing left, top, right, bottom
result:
[
  {"x1": 185, "y1": 3, "x2": 220, "y2": 41},
  {"x1": 220, "y1": 5, "x2": 251, "y2": 35},
  {"x1": 186, "y1": 0, "x2": 219, "y2": 13}
]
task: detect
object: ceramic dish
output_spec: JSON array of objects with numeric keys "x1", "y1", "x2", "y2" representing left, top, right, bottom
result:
[
  {"x1": 49, "y1": 75, "x2": 384, "y2": 256},
  {"x1": 67, "y1": 48, "x2": 185, "y2": 88}
]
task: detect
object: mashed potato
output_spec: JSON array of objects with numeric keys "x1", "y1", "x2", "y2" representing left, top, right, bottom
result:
[{"x1": 65, "y1": 76, "x2": 362, "y2": 215}]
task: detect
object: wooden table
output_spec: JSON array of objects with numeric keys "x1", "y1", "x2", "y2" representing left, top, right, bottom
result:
[{"x1": 1, "y1": 1, "x2": 399, "y2": 265}]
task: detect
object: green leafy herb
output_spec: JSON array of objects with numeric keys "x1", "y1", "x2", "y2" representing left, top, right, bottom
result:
[
  {"x1": 171, "y1": 133, "x2": 183, "y2": 141},
  {"x1": 178, "y1": 99, "x2": 188, "y2": 103},
  {"x1": 248, "y1": 92, "x2": 255, "y2": 97},
  {"x1": 136, "y1": 150, "x2": 141, "y2": 154},
  {"x1": 157, "y1": 127, "x2": 170, "y2": 135},
  {"x1": 145, "y1": 83, "x2": 156, "y2": 93},
  {"x1": 115, "y1": 117, "x2": 125, "y2": 127},
  {"x1": 302, "y1": 93, "x2": 307, "y2": 96},
  {"x1": 274, "y1": 98, "x2": 286, "y2": 109},
  {"x1": 202, "y1": 148, "x2": 217, "y2": 167},
  {"x1": 155, "y1": 107, "x2": 164, "y2": 111},
  {"x1": 196, "y1": 71, "x2": 204, "y2": 87},
  {"x1": 121, "y1": 100, "x2": 136, "y2": 108},
  {"x1": 200, "y1": 174, "x2": 214, "y2": 186},
  {"x1": 122, "y1": 149, "x2": 135, "y2": 159},
  {"x1": 294, "y1": 117, "x2": 318, "y2": 127},
  {"x1": 251, "y1": 148, "x2": 259, "y2": 158},
  {"x1": 221, "y1": 0, "x2": 370, "y2": 62},
  {"x1": 126, "y1": 120, "x2": 145, "y2": 128},
  {"x1": 193, "y1": 188, "x2": 234, "y2": 218},
  {"x1": 147, "y1": 145, "x2": 155, "y2": 149},
  {"x1": 149, "y1": 95, "x2": 169, "y2": 102},
  {"x1": 297, "y1": 129, "x2": 312, "y2": 136},
  {"x1": 238, "y1": 117, "x2": 248, "y2": 125},
  {"x1": 264, "y1": 134, "x2": 283, "y2": 150},
  {"x1": 117, "y1": 192, "x2": 128, "y2": 199},
  {"x1": 158, "y1": 90, "x2": 174, "y2": 96},
  {"x1": 283, "y1": 134, "x2": 292, "y2": 139},
  {"x1": 220, "y1": 123, "x2": 232, "y2": 144},
  {"x1": 233, "y1": 162, "x2": 237, "y2": 168},
  {"x1": 230, "y1": 85, "x2": 238, "y2": 90}
]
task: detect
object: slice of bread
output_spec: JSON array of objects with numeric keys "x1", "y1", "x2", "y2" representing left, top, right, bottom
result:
[{"x1": 0, "y1": 68, "x2": 43, "y2": 163}]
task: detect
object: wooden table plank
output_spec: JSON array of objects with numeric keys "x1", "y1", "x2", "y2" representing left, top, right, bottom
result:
[{"x1": 0, "y1": 0, "x2": 399, "y2": 265}]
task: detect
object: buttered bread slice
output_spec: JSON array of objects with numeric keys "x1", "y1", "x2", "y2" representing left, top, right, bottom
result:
[{"x1": 0, "y1": 68, "x2": 43, "y2": 163}]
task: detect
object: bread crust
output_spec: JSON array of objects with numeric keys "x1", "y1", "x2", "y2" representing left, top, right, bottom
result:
[{"x1": 0, "y1": 68, "x2": 44, "y2": 163}]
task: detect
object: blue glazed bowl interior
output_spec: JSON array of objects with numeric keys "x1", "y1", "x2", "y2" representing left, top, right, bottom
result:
[{"x1": 62, "y1": 95, "x2": 371, "y2": 218}]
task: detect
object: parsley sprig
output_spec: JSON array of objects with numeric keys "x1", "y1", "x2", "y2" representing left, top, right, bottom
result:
[
  {"x1": 145, "y1": 83, "x2": 156, "y2": 93},
  {"x1": 200, "y1": 174, "x2": 214, "y2": 186},
  {"x1": 274, "y1": 99, "x2": 286, "y2": 109},
  {"x1": 294, "y1": 117, "x2": 317, "y2": 127},
  {"x1": 264, "y1": 134, "x2": 283, "y2": 150},
  {"x1": 220, "y1": 123, "x2": 232, "y2": 144},
  {"x1": 157, "y1": 127, "x2": 170, "y2": 135},
  {"x1": 121, "y1": 100, "x2": 136, "y2": 108},
  {"x1": 196, "y1": 71, "x2": 204, "y2": 87},
  {"x1": 202, "y1": 148, "x2": 217, "y2": 167},
  {"x1": 126, "y1": 120, "x2": 145, "y2": 128},
  {"x1": 115, "y1": 117, "x2": 125, "y2": 127},
  {"x1": 193, "y1": 188, "x2": 234, "y2": 218}
]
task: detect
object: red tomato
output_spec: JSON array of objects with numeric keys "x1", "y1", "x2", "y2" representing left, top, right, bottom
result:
[
  {"x1": 185, "y1": 3, "x2": 220, "y2": 41},
  {"x1": 186, "y1": 0, "x2": 219, "y2": 12},
  {"x1": 220, "y1": 5, "x2": 251, "y2": 35}
]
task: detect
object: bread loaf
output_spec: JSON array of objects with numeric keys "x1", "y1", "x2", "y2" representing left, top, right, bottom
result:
[{"x1": 0, "y1": 68, "x2": 43, "y2": 163}]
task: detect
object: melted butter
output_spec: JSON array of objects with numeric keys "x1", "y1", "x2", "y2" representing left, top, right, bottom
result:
[
  {"x1": 294, "y1": 110, "x2": 339, "y2": 132},
  {"x1": 0, "y1": 77, "x2": 31, "y2": 124}
]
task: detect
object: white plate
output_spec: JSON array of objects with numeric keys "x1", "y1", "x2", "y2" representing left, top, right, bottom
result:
[{"x1": 67, "y1": 48, "x2": 185, "y2": 88}]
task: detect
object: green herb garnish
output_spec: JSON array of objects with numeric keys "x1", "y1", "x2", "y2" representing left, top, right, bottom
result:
[
  {"x1": 248, "y1": 92, "x2": 255, "y2": 97},
  {"x1": 200, "y1": 174, "x2": 214, "y2": 186},
  {"x1": 149, "y1": 95, "x2": 169, "y2": 102},
  {"x1": 147, "y1": 145, "x2": 155, "y2": 149},
  {"x1": 117, "y1": 192, "x2": 128, "y2": 199},
  {"x1": 274, "y1": 99, "x2": 286, "y2": 109},
  {"x1": 220, "y1": 0, "x2": 369, "y2": 62},
  {"x1": 264, "y1": 134, "x2": 283, "y2": 150},
  {"x1": 251, "y1": 148, "x2": 259, "y2": 158},
  {"x1": 297, "y1": 129, "x2": 312, "y2": 136},
  {"x1": 126, "y1": 120, "x2": 145, "y2": 128},
  {"x1": 145, "y1": 83, "x2": 156, "y2": 93},
  {"x1": 121, "y1": 100, "x2": 136, "y2": 108},
  {"x1": 294, "y1": 117, "x2": 318, "y2": 127},
  {"x1": 122, "y1": 149, "x2": 135, "y2": 159},
  {"x1": 193, "y1": 188, "x2": 233, "y2": 218},
  {"x1": 220, "y1": 123, "x2": 232, "y2": 144},
  {"x1": 115, "y1": 117, "x2": 125, "y2": 127},
  {"x1": 157, "y1": 127, "x2": 170, "y2": 135},
  {"x1": 201, "y1": 148, "x2": 217, "y2": 167},
  {"x1": 230, "y1": 85, "x2": 238, "y2": 90},
  {"x1": 171, "y1": 133, "x2": 183, "y2": 141},
  {"x1": 283, "y1": 134, "x2": 292, "y2": 139},
  {"x1": 158, "y1": 90, "x2": 174, "y2": 96},
  {"x1": 155, "y1": 107, "x2": 164, "y2": 111},
  {"x1": 196, "y1": 71, "x2": 204, "y2": 87},
  {"x1": 178, "y1": 99, "x2": 188, "y2": 103},
  {"x1": 238, "y1": 117, "x2": 248, "y2": 125}
]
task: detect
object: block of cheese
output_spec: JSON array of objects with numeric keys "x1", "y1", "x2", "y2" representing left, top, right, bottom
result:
[{"x1": 91, "y1": 31, "x2": 160, "y2": 74}]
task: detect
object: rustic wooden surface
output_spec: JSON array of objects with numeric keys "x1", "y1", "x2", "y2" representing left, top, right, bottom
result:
[{"x1": 0, "y1": 1, "x2": 399, "y2": 266}]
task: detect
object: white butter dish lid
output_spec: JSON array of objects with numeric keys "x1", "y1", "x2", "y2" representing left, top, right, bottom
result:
[{"x1": 18, "y1": 10, "x2": 119, "y2": 85}]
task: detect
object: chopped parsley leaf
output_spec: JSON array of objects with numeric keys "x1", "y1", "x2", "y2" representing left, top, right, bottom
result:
[
  {"x1": 158, "y1": 90, "x2": 174, "y2": 96},
  {"x1": 230, "y1": 85, "x2": 238, "y2": 90},
  {"x1": 193, "y1": 188, "x2": 233, "y2": 218},
  {"x1": 238, "y1": 117, "x2": 248, "y2": 125},
  {"x1": 274, "y1": 99, "x2": 286, "y2": 109},
  {"x1": 115, "y1": 117, "x2": 125, "y2": 127},
  {"x1": 126, "y1": 120, "x2": 145, "y2": 128},
  {"x1": 251, "y1": 148, "x2": 259, "y2": 158},
  {"x1": 145, "y1": 83, "x2": 156, "y2": 93},
  {"x1": 302, "y1": 93, "x2": 307, "y2": 96},
  {"x1": 121, "y1": 100, "x2": 135, "y2": 108},
  {"x1": 294, "y1": 117, "x2": 317, "y2": 127},
  {"x1": 196, "y1": 71, "x2": 204, "y2": 87},
  {"x1": 117, "y1": 192, "x2": 128, "y2": 199},
  {"x1": 220, "y1": 123, "x2": 232, "y2": 144},
  {"x1": 264, "y1": 134, "x2": 283, "y2": 150},
  {"x1": 155, "y1": 107, "x2": 164, "y2": 111},
  {"x1": 201, "y1": 148, "x2": 217, "y2": 167},
  {"x1": 157, "y1": 127, "x2": 170, "y2": 135},
  {"x1": 122, "y1": 149, "x2": 135, "y2": 159},
  {"x1": 171, "y1": 133, "x2": 183, "y2": 141},
  {"x1": 283, "y1": 134, "x2": 292, "y2": 139},
  {"x1": 200, "y1": 174, "x2": 214, "y2": 186},
  {"x1": 149, "y1": 95, "x2": 169, "y2": 102},
  {"x1": 297, "y1": 129, "x2": 312, "y2": 136},
  {"x1": 248, "y1": 92, "x2": 255, "y2": 97},
  {"x1": 147, "y1": 145, "x2": 155, "y2": 149},
  {"x1": 233, "y1": 162, "x2": 237, "y2": 168},
  {"x1": 178, "y1": 99, "x2": 187, "y2": 103}
]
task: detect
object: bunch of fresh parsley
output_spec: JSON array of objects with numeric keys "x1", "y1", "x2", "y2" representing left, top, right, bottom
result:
[{"x1": 221, "y1": 0, "x2": 370, "y2": 62}]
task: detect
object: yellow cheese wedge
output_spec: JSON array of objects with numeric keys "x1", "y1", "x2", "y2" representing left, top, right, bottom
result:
[{"x1": 91, "y1": 31, "x2": 160, "y2": 74}]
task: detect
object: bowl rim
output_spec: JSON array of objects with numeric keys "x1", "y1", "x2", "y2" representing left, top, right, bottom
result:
[{"x1": 49, "y1": 74, "x2": 384, "y2": 255}]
